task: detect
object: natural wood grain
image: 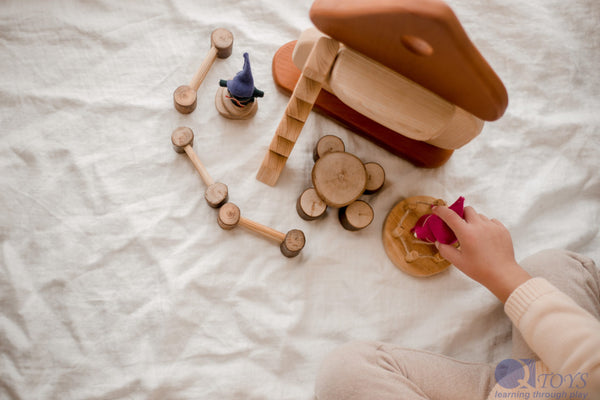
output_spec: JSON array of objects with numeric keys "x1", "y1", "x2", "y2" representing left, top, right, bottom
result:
[
  {"x1": 313, "y1": 134, "x2": 345, "y2": 162},
  {"x1": 309, "y1": 0, "x2": 508, "y2": 121},
  {"x1": 218, "y1": 202, "x2": 241, "y2": 230},
  {"x1": 312, "y1": 151, "x2": 367, "y2": 208},
  {"x1": 296, "y1": 187, "x2": 328, "y2": 221},
  {"x1": 339, "y1": 200, "x2": 374, "y2": 231},
  {"x1": 363, "y1": 162, "x2": 385, "y2": 194},
  {"x1": 215, "y1": 86, "x2": 258, "y2": 120},
  {"x1": 272, "y1": 40, "x2": 453, "y2": 168},
  {"x1": 382, "y1": 195, "x2": 451, "y2": 277},
  {"x1": 280, "y1": 229, "x2": 306, "y2": 258},
  {"x1": 173, "y1": 28, "x2": 234, "y2": 114}
]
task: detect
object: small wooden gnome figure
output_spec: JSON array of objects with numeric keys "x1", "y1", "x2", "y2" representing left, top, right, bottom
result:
[{"x1": 215, "y1": 52, "x2": 264, "y2": 119}]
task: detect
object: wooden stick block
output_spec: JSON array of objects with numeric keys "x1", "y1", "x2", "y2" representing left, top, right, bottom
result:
[
  {"x1": 302, "y1": 36, "x2": 340, "y2": 83},
  {"x1": 292, "y1": 76, "x2": 322, "y2": 104},
  {"x1": 313, "y1": 134, "x2": 345, "y2": 162},
  {"x1": 285, "y1": 96, "x2": 313, "y2": 122},
  {"x1": 205, "y1": 182, "x2": 229, "y2": 208},
  {"x1": 274, "y1": 115, "x2": 306, "y2": 143},
  {"x1": 173, "y1": 28, "x2": 234, "y2": 114},
  {"x1": 312, "y1": 151, "x2": 367, "y2": 208},
  {"x1": 363, "y1": 162, "x2": 385, "y2": 194},
  {"x1": 296, "y1": 187, "x2": 327, "y2": 221},
  {"x1": 280, "y1": 229, "x2": 306, "y2": 258},
  {"x1": 269, "y1": 135, "x2": 296, "y2": 158},
  {"x1": 339, "y1": 200, "x2": 374, "y2": 231},
  {"x1": 256, "y1": 151, "x2": 288, "y2": 187},
  {"x1": 238, "y1": 216, "x2": 286, "y2": 243},
  {"x1": 183, "y1": 145, "x2": 215, "y2": 187}
]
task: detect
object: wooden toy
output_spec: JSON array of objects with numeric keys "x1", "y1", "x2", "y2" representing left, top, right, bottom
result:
[
  {"x1": 312, "y1": 151, "x2": 367, "y2": 208},
  {"x1": 217, "y1": 202, "x2": 306, "y2": 257},
  {"x1": 171, "y1": 127, "x2": 229, "y2": 208},
  {"x1": 339, "y1": 200, "x2": 374, "y2": 231},
  {"x1": 258, "y1": 0, "x2": 508, "y2": 185},
  {"x1": 296, "y1": 187, "x2": 327, "y2": 221},
  {"x1": 313, "y1": 134, "x2": 345, "y2": 161},
  {"x1": 382, "y1": 196, "x2": 451, "y2": 277},
  {"x1": 297, "y1": 135, "x2": 384, "y2": 231},
  {"x1": 363, "y1": 162, "x2": 385, "y2": 194},
  {"x1": 173, "y1": 28, "x2": 234, "y2": 114},
  {"x1": 215, "y1": 52, "x2": 264, "y2": 120},
  {"x1": 256, "y1": 35, "x2": 340, "y2": 186}
]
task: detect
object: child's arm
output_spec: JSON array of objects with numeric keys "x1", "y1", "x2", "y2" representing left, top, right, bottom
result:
[{"x1": 432, "y1": 205, "x2": 531, "y2": 303}]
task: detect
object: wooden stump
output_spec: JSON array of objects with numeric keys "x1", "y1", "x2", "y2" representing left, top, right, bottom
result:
[
  {"x1": 339, "y1": 200, "x2": 374, "y2": 231},
  {"x1": 364, "y1": 162, "x2": 385, "y2": 194},
  {"x1": 313, "y1": 135, "x2": 345, "y2": 161},
  {"x1": 312, "y1": 151, "x2": 367, "y2": 208},
  {"x1": 217, "y1": 202, "x2": 240, "y2": 230},
  {"x1": 205, "y1": 182, "x2": 229, "y2": 208},
  {"x1": 280, "y1": 229, "x2": 306, "y2": 258},
  {"x1": 296, "y1": 187, "x2": 327, "y2": 220}
]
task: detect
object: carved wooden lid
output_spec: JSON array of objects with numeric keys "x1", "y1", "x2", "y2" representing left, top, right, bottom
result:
[{"x1": 310, "y1": 0, "x2": 508, "y2": 121}]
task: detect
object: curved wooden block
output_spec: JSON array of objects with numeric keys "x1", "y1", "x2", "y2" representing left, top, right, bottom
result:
[
  {"x1": 309, "y1": 0, "x2": 508, "y2": 121},
  {"x1": 272, "y1": 41, "x2": 453, "y2": 168}
]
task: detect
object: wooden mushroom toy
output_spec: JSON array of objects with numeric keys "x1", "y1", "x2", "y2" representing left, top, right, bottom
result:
[
  {"x1": 173, "y1": 28, "x2": 234, "y2": 114},
  {"x1": 171, "y1": 127, "x2": 229, "y2": 208},
  {"x1": 217, "y1": 202, "x2": 305, "y2": 257}
]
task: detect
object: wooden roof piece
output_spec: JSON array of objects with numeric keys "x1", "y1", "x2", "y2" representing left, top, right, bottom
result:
[{"x1": 309, "y1": 0, "x2": 508, "y2": 121}]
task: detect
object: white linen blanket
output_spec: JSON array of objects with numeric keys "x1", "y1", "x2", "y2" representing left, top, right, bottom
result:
[{"x1": 1, "y1": 0, "x2": 598, "y2": 398}]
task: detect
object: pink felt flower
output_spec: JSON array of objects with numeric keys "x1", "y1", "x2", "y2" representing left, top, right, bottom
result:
[{"x1": 411, "y1": 197, "x2": 465, "y2": 244}]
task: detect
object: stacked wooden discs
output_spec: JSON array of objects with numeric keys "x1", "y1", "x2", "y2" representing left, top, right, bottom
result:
[{"x1": 296, "y1": 135, "x2": 385, "y2": 231}]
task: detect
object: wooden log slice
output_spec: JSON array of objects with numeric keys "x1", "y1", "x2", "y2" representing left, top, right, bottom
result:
[
  {"x1": 171, "y1": 126, "x2": 194, "y2": 153},
  {"x1": 382, "y1": 196, "x2": 450, "y2": 277},
  {"x1": 338, "y1": 200, "x2": 374, "y2": 231},
  {"x1": 280, "y1": 229, "x2": 306, "y2": 258},
  {"x1": 296, "y1": 187, "x2": 327, "y2": 221},
  {"x1": 363, "y1": 162, "x2": 385, "y2": 194},
  {"x1": 312, "y1": 151, "x2": 367, "y2": 208},
  {"x1": 205, "y1": 182, "x2": 229, "y2": 208},
  {"x1": 217, "y1": 202, "x2": 240, "y2": 230},
  {"x1": 313, "y1": 135, "x2": 345, "y2": 161}
]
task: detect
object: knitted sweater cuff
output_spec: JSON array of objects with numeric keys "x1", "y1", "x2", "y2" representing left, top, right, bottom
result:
[{"x1": 504, "y1": 277, "x2": 557, "y2": 325}]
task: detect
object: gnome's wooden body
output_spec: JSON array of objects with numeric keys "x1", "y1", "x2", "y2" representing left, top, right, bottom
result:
[
  {"x1": 216, "y1": 52, "x2": 264, "y2": 120},
  {"x1": 257, "y1": 0, "x2": 508, "y2": 186}
]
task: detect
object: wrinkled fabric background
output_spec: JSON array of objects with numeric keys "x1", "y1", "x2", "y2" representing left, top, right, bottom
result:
[{"x1": 1, "y1": 0, "x2": 598, "y2": 398}]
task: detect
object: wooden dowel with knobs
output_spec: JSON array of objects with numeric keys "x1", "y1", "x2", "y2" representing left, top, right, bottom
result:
[
  {"x1": 218, "y1": 202, "x2": 305, "y2": 257},
  {"x1": 173, "y1": 28, "x2": 234, "y2": 114},
  {"x1": 171, "y1": 127, "x2": 229, "y2": 208}
]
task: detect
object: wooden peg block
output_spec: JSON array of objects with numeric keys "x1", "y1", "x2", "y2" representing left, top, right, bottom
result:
[
  {"x1": 363, "y1": 162, "x2": 385, "y2": 194},
  {"x1": 205, "y1": 182, "x2": 229, "y2": 208},
  {"x1": 173, "y1": 28, "x2": 234, "y2": 114},
  {"x1": 339, "y1": 200, "x2": 374, "y2": 231},
  {"x1": 217, "y1": 202, "x2": 241, "y2": 230},
  {"x1": 296, "y1": 187, "x2": 327, "y2": 221},
  {"x1": 280, "y1": 229, "x2": 306, "y2": 258},
  {"x1": 312, "y1": 151, "x2": 367, "y2": 208},
  {"x1": 313, "y1": 134, "x2": 345, "y2": 162}
]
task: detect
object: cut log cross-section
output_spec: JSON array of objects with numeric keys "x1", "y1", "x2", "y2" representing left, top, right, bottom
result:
[{"x1": 256, "y1": 36, "x2": 340, "y2": 186}]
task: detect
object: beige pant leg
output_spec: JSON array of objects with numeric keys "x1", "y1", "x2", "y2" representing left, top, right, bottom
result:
[
  {"x1": 315, "y1": 341, "x2": 496, "y2": 400},
  {"x1": 512, "y1": 249, "x2": 600, "y2": 358}
]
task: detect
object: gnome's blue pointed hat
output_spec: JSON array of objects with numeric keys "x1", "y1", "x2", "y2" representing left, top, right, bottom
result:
[{"x1": 226, "y1": 53, "x2": 255, "y2": 98}]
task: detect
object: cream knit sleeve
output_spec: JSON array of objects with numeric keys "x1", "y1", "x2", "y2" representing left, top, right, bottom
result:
[{"x1": 504, "y1": 277, "x2": 600, "y2": 393}]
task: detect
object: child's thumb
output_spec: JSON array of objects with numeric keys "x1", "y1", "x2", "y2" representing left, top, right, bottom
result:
[{"x1": 435, "y1": 241, "x2": 461, "y2": 266}]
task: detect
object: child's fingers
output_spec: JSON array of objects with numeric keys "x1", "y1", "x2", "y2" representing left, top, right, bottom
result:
[
  {"x1": 432, "y1": 205, "x2": 466, "y2": 232},
  {"x1": 435, "y1": 241, "x2": 462, "y2": 266}
]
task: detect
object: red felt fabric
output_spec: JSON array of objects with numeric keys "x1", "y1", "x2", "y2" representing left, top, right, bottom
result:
[{"x1": 412, "y1": 197, "x2": 465, "y2": 244}]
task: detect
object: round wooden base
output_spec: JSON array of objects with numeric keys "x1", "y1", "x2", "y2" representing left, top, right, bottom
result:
[
  {"x1": 382, "y1": 196, "x2": 450, "y2": 277},
  {"x1": 215, "y1": 87, "x2": 258, "y2": 120}
]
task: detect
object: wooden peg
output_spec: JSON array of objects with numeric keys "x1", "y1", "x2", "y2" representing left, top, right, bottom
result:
[
  {"x1": 312, "y1": 151, "x2": 367, "y2": 208},
  {"x1": 171, "y1": 127, "x2": 229, "y2": 208},
  {"x1": 363, "y1": 162, "x2": 385, "y2": 194},
  {"x1": 296, "y1": 187, "x2": 327, "y2": 221},
  {"x1": 173, "y1": 28, "x2": 234, "y2": 114},
  {"x1": 338, "y1": 200, "x2": 374, "y2": 231},
  {"x1": 313, "y1": 135, "x2": 345, "y2": 162},
  {"x1": 217, "y1": 203, "x2": 306, "y2": 257}
]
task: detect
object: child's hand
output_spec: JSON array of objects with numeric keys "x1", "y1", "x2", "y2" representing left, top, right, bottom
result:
[{"x1": 432, "y1": 205, "x2": 531, "y2": 302}]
